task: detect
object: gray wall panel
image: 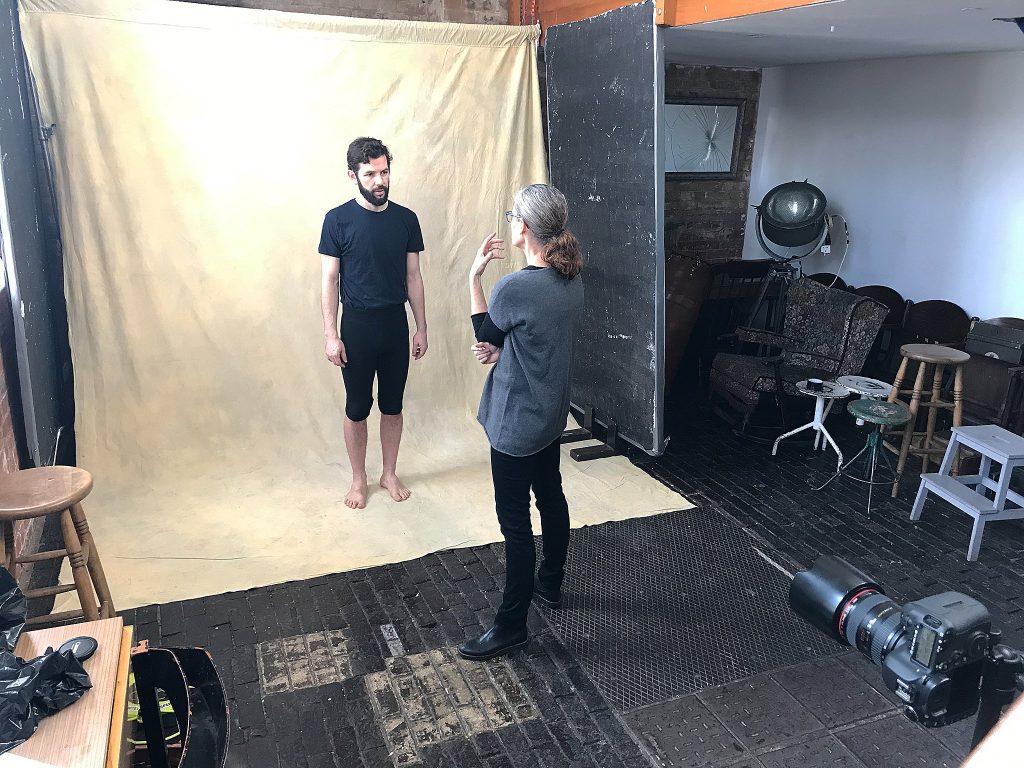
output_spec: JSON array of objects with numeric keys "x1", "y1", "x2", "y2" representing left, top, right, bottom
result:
[
  {"x1": 546, "y1": 1, "x2": 665, "y2": 454},
  {"x1": 1, "y1": 0, "x2": 64, "y2": 466}
]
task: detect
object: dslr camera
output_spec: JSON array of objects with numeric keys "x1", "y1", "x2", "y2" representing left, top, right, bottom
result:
[{"x1": 790, "y1": 555, "x2": 997, "y2": 727}]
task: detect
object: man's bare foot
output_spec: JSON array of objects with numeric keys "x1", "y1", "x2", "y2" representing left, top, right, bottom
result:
[
  {"x1": 380, "y1": 473, "x2": 411, "y2": 502},
  {"x1": 345, "y1": 478, "x2": 368, "y2": 509}
]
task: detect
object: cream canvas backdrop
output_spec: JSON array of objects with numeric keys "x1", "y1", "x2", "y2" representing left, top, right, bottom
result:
[{"x1": 19, "y1": 0, "x2": 689, "y2": 609}]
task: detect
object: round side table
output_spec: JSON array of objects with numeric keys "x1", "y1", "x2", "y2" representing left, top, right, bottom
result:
[
  {"x1": 772, "y1": 380, "x2": 850, "y2": 471},
  {"x1": 815, "y1": 399, "x2": 912, "y2": 517},
  {"x1": 837, "y1": 375, "x2": 894, "y2": 426}
]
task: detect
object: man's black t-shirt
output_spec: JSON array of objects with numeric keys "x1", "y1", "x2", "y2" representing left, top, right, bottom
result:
[{"x1": 319, "y1": 200, "x2": 424, "y2": 310}]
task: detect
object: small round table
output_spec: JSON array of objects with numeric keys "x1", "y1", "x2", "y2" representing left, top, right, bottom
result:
[
  {"x1": 837, "y1": 375, "x2": 893, "y2": 425},
  {"x1": 814, "y1": 399, "x2": 911, "y2": 517},
  {"x1": 772, "y1": 380, "x2": 850, "y2": 471}
]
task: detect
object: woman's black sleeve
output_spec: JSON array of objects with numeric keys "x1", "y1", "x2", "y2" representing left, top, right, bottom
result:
[{"x1": 471, "y1": 312, "x2": 507, "y2": 346}]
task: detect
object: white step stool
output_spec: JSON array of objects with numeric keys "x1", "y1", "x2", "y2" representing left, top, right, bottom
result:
[{"x1": 911, "y1": 424, "x2": 1024, "y2": 561}]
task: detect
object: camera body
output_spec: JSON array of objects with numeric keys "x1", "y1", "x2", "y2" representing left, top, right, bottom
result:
[
  {"x1": 790, "y1": 556, "x2": 994, "y2": 726},
  {"x1": 879, "y1": 593, "x2": 991, "y2": 725}
]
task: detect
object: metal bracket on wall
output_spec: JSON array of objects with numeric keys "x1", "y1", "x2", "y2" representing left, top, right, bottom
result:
[{"x1": 560, "y1": 406, "x2": 619, "y2": 462}]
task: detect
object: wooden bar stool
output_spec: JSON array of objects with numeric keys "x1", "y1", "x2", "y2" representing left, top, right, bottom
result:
[
  {"x1": 0, "y1": 466, "x2": 115, "y2": 626},
  {"x1": 884, "y1": 343, "x2": 971, "y2": 497}
]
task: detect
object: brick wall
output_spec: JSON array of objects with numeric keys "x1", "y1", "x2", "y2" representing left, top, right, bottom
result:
[
  {"x1": 0, "y1": 283, "x2": 39, "y2": 567},
  {"x1": 180, "y1": 0, "x2": 508, "y2": 24},
  {"x1": 665, "y1": 65, "x2": 761, "y2": 262},
  {"x1": 0, "y1": 289, "x2": 18, "y2": 476}
]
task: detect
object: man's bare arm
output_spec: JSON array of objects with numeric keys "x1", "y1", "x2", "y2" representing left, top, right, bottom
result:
[
  {"x1": 321, "y1": 256, "x2": 346, "y2": 366},
  {"x1": 407, "y1": 251, "x2": 428, "y2": 360}
]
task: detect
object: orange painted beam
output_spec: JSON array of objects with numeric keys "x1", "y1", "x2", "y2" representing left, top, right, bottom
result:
[
  {"x1": 517, "y1": 0, "x2": 828, "y2": 29},
  {"x1": 659, "y1": 0, "x2": 827, "y2": 27},
  {"x1": 538, "y1": 0, "x2": 631, "y2": 30}
]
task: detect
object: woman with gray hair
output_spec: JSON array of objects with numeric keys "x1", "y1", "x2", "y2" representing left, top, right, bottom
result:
[{"x1": 459, "y1": 183, "x2": 585, "y2": 661}]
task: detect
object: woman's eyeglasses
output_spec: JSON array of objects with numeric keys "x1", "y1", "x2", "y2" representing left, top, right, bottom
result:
[{"x1": 504, "y1": 211, "x2": 522, "y2": 223}]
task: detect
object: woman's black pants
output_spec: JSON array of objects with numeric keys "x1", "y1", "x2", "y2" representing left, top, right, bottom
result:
[{"x1": 490, "y1": 438, "x2": 570, "y2": 631}]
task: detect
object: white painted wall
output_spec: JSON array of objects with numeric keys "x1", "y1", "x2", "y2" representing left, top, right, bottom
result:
[{"x1": 743, "y1": 51, "x2": 1024, "y2": 319}]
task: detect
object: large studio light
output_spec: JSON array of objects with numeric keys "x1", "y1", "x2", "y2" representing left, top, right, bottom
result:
[
  {"x1": 746, "y1": 180, "x2": 850, "y2": 330},
  {"x1": 755, "y1": 181, "x2": 829, "y2": 258}
]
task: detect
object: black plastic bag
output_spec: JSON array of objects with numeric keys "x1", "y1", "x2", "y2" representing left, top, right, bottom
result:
[
  {"x1": 0, "y1": 567, "x2": 26, "y2": 652},
  {"x1": 0, "y1": 567, "x2": 92, "y2": 755}
]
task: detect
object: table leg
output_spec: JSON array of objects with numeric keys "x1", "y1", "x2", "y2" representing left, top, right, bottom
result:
[
  {"x1": 867, "y1": 430, "x2": 879, "y2": 518},
  {"x1": 772, "y1": 421, "x2": 816, "y2": 455},
  {"x1": 818, "y1": 425, "x2": 844, "y2": 472},
  {"x1": 815, "y1": 398, "x2": 835, "y2": 451}
]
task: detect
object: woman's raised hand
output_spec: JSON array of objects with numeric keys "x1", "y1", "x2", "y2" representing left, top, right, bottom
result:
[{"x1": 471, "y1": 232, "x2": 505, "y2": 278}]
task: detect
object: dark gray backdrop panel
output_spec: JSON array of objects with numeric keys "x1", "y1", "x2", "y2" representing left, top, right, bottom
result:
[
  {"x1": 546, "y1": 2, "x2": 665, "y2": 454},
  {"x1": 1, "y1": 0, "x2": 65, "y2": 466}
]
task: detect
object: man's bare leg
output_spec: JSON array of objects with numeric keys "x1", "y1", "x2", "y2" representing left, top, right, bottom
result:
[
  {"x1": 344, "y1": 416, "x2": 369, "y2": 509},
  {"x1": 380, "y1": 413, "x2": 411, "y2": 502}
]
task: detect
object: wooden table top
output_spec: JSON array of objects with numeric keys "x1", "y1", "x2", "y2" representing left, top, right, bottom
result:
[{"x1": 1, "y1": 617, "x2": 124, "y2": 766}]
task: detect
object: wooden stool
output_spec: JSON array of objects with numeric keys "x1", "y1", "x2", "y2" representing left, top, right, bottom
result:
[
  {"x1": 0, "y1": 466, "x2": 115, "y2": 626},
  {"x1": 885, "y1": 343, "x2": 971, "y2": 497}
]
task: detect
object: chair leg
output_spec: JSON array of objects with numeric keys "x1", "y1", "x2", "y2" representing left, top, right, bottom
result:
[
  {"x1": 0, "y1": 522, "x2": 16, "y2": 581},
  {"x1": 953, "y1": 364, "x2": 965, "y2": 475},
  {"x1": 992, "y1": 461, "x2": 1011, "y2": 514},
  {"x1": 938, "y1": 434, "x2": 960, "y2": 476},
  {"x1": 977, "y1": 455, "x2": 992, "y2": 493},
  {"x1": 61, "y1": 509, "x2": 100, "y2": 622},
  {"x1": 967, "y1": 516, "x2": 986, "y2": 561},
  {"x1": 910, "y1": 479, "x2": 929, "y2": 521},
  {"x1": 888, "y1": 356, "x2": 909, "y2": 403},
  {"x1": 69, "y1": 503, "x2": 115, "y2": 617},
  {"x1": 923, "y1": 364, "x2": 945, "y2": 473},
  {"x1": 893, "y1": 360, "x2": 927, "y2": 498}
]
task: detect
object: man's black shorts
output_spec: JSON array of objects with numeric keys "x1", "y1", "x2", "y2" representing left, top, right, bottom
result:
[{"x1": 340, "y1": 305, "x2": 409, "y2": 422}]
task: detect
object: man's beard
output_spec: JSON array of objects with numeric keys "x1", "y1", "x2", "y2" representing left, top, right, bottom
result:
[{"x1": 358, "y1": 180, "x2": 389, "y2": 207}]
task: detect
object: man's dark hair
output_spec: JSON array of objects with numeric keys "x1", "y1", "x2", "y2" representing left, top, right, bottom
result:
[{"x1": 347, "y1": 137, "x2": 392, "y2": 173}]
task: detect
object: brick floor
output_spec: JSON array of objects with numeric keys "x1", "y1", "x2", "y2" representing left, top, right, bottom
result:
[
  {"x1": 121, "y1": 545, "x2": 655, "y2": 768},
  {"x1": 641, "y1": 401, "x2": 1024, "y2": 649},
  {"x1": 117, "y1": 399, "x2": 1023, "y2": 766}
]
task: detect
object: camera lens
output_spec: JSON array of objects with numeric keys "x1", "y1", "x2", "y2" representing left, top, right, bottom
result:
[
  {"x1": 838, "y1": 589, "x2": 903, "y2": 665},
  {"x1": 790, "y1": 555, "x2": 882, "y2": 640},
  {"x1": 790, "y1": 556, "x2": 904, "y2": 665}
]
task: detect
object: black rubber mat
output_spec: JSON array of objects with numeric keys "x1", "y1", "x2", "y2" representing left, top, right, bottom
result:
[{"x1": 542, "y1": 507, "x2": 840, "y2": 711}]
